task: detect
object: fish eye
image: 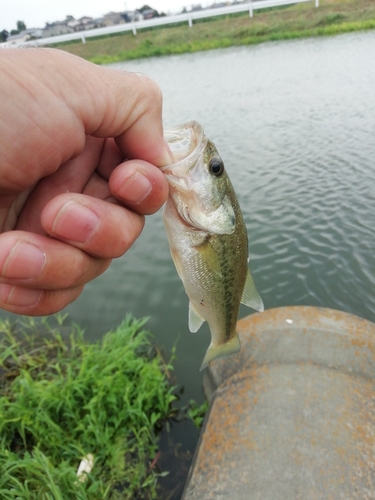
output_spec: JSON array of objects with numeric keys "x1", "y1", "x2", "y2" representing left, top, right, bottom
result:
[{"x1": 209, "y1": 158, "x2": 224, "y2": 177}]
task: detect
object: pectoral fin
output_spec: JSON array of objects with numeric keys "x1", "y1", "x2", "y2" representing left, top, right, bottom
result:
[
  {"x1": 241, "y1": 269, "x2": 264, "y2": 312},
  {"x1": 189, "y1": 302, "x2": 205, "y2": 333},
  {"x1": 194, "y1": 239, "x2": 222, "y2": 277}
]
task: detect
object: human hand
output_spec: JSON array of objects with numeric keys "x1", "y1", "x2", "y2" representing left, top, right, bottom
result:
[{"x1": 0, "y1": 47, "x2": 171, "y2": 315}]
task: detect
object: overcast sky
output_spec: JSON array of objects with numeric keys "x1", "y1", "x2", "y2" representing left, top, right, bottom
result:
[{"x1": 1, "y1": 0, "x2": 214, "y2": 32}]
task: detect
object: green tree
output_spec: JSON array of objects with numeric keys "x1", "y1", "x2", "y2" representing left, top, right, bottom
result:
[
  {"x1": 139, "y1": 5, "x2": 152, "y2": 12},
  {"x1": 16, "y1": 20, "x2": 26, "y2": 32},
  {"x1": 0, "y1": 29, "x2": 8, "y2": 41}
]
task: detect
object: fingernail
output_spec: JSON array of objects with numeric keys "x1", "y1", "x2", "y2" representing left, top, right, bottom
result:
[
  {"x1": 119, "y1": 171, "x2": 153, "y2": 203},
  {"x1": 52, "y1": 201, "x2": 100, "y2": 243},
  {"x1": 0, "y1": 284, "x2": 42, "y2": 307},
  {"x1": 1, "y1": 242, "x2": 46, "y2": 280}
]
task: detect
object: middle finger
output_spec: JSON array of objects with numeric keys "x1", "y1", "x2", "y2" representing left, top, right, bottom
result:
[{"x1": 0, "y1": 230, "x2": 111, "y2": 290}]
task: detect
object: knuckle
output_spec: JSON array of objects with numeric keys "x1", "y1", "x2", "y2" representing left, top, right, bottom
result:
[{"x1": 132, "y1": 74, "x2": 163, "y2": 113}]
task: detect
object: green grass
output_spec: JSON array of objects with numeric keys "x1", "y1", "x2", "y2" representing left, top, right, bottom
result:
[
  {"x1": 53, "y1": 0, "x2": 375, "y2": 64},
  {"x1": 0, "y1": 314, "x2": 184, "y2": 499}
]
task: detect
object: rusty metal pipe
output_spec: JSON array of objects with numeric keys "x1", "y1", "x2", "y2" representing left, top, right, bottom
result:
[{"x1": 183, "y1": 306, "x2": 375, "y2": 499}]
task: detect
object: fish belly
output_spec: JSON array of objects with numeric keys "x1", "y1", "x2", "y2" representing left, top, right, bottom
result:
[{"x1": 163, "y1": 198, "x2": 244, "y2": 345}]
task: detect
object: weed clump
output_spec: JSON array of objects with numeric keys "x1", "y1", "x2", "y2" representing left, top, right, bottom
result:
[{"x1": 0, "y1": 314, "x2": 177, "y2": 499}]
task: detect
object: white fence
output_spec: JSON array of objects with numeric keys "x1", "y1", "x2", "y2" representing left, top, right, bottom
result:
[{"x1": 6, "y1": 0, "x2": 318, "y2": 48}]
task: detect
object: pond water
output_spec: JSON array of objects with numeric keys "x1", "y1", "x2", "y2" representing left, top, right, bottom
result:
[
  {"x1": 88, "y1": 30, "x2": 375, "y2": 401},
  {"x1": 3, "y1": 29, "x2": 375, "y2": 496}
]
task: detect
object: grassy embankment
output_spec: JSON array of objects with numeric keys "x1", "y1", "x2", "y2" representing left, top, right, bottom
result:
[
  {"x1": 55, "y1": 0, "x2": 375, "y2": 64},
  {"x1": 0, "y1": 315, "x2": 207, "y2": 499}
]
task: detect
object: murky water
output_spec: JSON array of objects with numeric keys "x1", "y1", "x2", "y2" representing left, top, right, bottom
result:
[
  {"x1": 76, "y1": 31, "x2": 375, "y2": 403},
  {"x1": 2, "y1": 30, "x2": 375, "y2": 494}
]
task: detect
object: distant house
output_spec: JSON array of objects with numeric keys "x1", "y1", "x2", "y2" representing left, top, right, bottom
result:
[
  {"x1": 211, "y1": 2, "x2": 230, "y2": 7},
  {"x1": 131, "y1": 10, "x2": 144, "y2": 21},
  {"x1": 120, "y1": 12, "x2": 132, "y2": 23},
  {"x1": 66, "y1": 18, "x2": 81, "y2": 30},
  {"x1": 142, "y1": 9, "x2": 158, "y2": 20},
  {"x1": 79, "y1": 16, "x2": 94, "y2": 26},
  {"x1": 6, "y1": 32, "x2": 30, "y2": 45},
  {"x1": 6, "y1": 28, "x2": 43, "y2": 45},
  {"x1": 81, "y1": 20, "x2": 97, "y2": 30},
  {"x1": 103, "y1": 12, "x2": 125, "y2": 25},
  {"x1": 62, "y1": 16, "x2": 100, "y2": 33},
  {"x1": 92, "y1": 18, "x2": 106, "y2": 28},
  {"x1": 43, "y1": 20, "x2": 74, "y2": 37}
]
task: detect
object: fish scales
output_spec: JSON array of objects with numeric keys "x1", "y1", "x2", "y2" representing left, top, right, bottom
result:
[
  {"x1": 208, "y1": 189, "x2": 247, "y2": 343},
  {"x1": 162, "y1": 121, "x2": 263, "y2": 370}
]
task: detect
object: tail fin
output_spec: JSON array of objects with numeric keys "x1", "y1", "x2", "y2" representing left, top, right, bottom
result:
[{"x1": 200, "y1": 333, "x2": 241, "y2": 371}]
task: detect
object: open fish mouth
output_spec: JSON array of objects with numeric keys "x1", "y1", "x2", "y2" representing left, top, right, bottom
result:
[
  {"x1": 162, "y1": 121, "x2": 206, "y2": 177},
  {"x1": 161, "y1": 120, "x2": 233, "y2": 231}
]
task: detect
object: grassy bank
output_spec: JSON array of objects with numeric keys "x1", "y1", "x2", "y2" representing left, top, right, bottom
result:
[
  {"x1": 55, "y1": 0, "x2": 375, "y2": 64},
  {"x1": 0, "y1": 315, "x2": 205, "y2": 499}
]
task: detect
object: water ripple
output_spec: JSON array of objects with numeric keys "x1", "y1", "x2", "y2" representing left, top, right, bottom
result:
[{"x1": 25, "y1": 32, "x2": 373, "y2": 406}]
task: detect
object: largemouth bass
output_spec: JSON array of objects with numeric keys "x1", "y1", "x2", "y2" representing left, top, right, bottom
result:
[{"x1": 162, "y1": 121, "x2": 263, "y2": 370}]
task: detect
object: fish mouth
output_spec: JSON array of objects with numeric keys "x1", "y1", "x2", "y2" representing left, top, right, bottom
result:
[{"x1": 162, "y1": 121, "x2": 206, "y2": 177}]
